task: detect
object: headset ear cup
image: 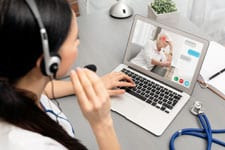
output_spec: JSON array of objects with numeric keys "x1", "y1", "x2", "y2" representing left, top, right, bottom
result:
[
  {"x1": 49, "y1": 55, "x2": 61, "y2": 76},
  {"x1": 40, "y1": 54, "x2": 61, "y2": 77},
  {"x1": 53, "y1": 53, "x2": 61, "y2": 61}
]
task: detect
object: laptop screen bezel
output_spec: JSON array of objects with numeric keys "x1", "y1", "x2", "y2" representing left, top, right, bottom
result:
[{"x1": 123, "y1": 15, "x2": 209, "y2": 95}]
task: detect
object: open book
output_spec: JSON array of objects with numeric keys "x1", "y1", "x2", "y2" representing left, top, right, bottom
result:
[{"x1": 199, "y1": 41, "x2": 225, "y2": 100}]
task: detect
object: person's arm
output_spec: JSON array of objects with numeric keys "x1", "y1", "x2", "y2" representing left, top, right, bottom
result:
[
  {"x1": 44, "y1": 80, "x2": 74, "y2": 99},
  {"x1": 70, "y1": 68, "x2": 120, "y2": 150},
  {"x1": 165, "y1": 41, "x2": 173, "y2": 62},
  {"x1": 151, "y1": 59, "x2": 171, "y2": 67},
  {"x1": 44, "y1": 72, "x2": 135, "y2": 99}
]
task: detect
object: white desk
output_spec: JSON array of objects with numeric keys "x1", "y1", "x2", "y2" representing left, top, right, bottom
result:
[{"x1": 58, "y1": 11, "x2": 225, "y2": 150}]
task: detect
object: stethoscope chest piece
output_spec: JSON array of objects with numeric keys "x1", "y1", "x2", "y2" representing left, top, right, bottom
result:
[{"x1": 190, "y1": 101, "x2": 204, "y2": 115}]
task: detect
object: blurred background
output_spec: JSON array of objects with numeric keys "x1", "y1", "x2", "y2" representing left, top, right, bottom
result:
[{"x1": 72, "y1": 0, "x2": 225, "y2": 45}]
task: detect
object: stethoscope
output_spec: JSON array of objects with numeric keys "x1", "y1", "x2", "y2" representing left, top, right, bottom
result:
[{"x1": 170, "y1": 101, "x2": 225, "y2": 150}]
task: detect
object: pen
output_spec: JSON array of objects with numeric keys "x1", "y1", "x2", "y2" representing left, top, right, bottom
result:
[{"x1": 208, "y1": 68, "x2": 225, "y2": 80}]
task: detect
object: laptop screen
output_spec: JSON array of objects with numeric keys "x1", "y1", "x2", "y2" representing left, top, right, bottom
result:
[{"x1": 124, "y1": 15, "x2": 209, "y2": 94}]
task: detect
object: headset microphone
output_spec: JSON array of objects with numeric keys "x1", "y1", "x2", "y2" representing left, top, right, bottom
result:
[{"x1": 84, "y1": 64, "x2": 97, "y2": 72}]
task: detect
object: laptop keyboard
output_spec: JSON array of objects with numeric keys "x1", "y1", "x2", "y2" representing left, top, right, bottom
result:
[{"x1": 121, "y1": 68, "x2": 182, "y2": 114}]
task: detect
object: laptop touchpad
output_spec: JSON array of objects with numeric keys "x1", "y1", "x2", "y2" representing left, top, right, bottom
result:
[{"x1": 111, "y1": 93, "x2": 146, "y2": 119}]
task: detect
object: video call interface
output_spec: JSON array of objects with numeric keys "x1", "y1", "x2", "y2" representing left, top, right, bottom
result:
[{"x1": 129, "y1": 20, "x2": 204, "y2": 88}]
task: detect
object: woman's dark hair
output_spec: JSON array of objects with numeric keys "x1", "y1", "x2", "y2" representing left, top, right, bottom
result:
[{"x1": 0, "y1": 0, "x2": 87, "y2": 149}]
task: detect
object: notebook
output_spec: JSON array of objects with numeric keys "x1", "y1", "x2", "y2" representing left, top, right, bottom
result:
[
  {"x1": 111, "y1": 15, "x2": 209, "y2": 136},
  {"x1": 199, "y1": 41, "x2": 225, "y2": 100}
]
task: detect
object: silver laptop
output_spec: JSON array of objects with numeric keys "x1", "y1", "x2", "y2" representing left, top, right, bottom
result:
[{"x1": 111, "y1": 15, "x2": 209, "y2": 136}]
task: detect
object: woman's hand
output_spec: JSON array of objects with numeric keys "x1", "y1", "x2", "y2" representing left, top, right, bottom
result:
[
  {"x1": 70, "y1": 68, "x2": 121, "y2": 150},
  {"x1": 70, "y1": 68, "x2": 111, "y2": 125},
  {"x1": 101, "y1": 72, "x2": 135, "y2": 96}
]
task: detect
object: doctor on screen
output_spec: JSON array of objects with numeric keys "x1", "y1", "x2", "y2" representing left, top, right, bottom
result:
[{"x1": 131, "y1": 31, "x2": 173, "y2": 71}]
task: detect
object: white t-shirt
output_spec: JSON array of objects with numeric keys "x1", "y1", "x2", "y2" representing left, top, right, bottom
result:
[
  {"x1": 0, "y1": 94, "x2": 74, "y2": 150},
  {"x1": 40, "y1": 95, "x2": 75, "y2": 137},
  {"x1": 131, "y1": 40, "x2": 167, "y2": 70}
]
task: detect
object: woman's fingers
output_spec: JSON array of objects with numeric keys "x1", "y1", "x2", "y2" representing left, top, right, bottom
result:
[
  {"x1": 102, "y1": 72, "x2": 135, "y2": 89},
  {"x1": 76, "y1": 68, "x2": 100, "y2": 106},
  {"x1": 118, "y1": 73, "x2": 135, "y2": 85},
  {"x1": 100, "y1": 71, "x2": 136, "y2": 96},
  {"x1": 115, "y1": 80, "x2": 135, "y2": 88},
  {"x1": 70, "y1": 69, "x2": 90, "y2": 109},
  {"x1": 83, "y1": 69, "x2": 109, "y2": 104},
  {"x1": 108, "y1": 89, "x2": 126, "y2": 96},
  {"x1": 70, "y1": 68, "x2": 111, "y2": 124}
]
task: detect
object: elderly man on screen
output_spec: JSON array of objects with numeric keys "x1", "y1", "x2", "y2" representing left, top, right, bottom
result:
[{"x1": 131, "y1": 32, "x2": 173, "y2": 72}]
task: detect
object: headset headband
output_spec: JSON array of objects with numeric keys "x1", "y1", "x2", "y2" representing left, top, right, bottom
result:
[{"x1": 24, "y1": 0, "x2": 61, "y2": 77}]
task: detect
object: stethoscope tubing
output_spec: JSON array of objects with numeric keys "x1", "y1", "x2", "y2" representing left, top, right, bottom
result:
[
  {"x1": 169, "y1": 113, "x2": 225, "y2": 150},
  {"x1": 199, "y1": 114, "x2": 212, "y2": 149}
]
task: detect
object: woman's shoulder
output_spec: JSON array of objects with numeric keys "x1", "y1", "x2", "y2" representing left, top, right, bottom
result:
[{"x1": 0, "y1": 120, "x2": 67, "y2": 150}]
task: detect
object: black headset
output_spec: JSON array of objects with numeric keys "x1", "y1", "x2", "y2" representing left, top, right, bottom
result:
[{"x1": 24, "y1": 0, "x2": 61, "y2": 78}]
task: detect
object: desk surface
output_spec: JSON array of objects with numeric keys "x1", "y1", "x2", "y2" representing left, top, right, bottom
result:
[{"x1": 58, "y1": 9, "x2": 225, "y2": 150}]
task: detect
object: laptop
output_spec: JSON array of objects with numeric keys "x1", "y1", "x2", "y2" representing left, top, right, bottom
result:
[{"x1": 111, "y1": 15, "x2": 209, "y2": 136}]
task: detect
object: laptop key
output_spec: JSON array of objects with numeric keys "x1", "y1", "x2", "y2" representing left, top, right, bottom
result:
[
  {"x1": 146, "y1": 100, "x2": 152, "y2": 104},
  {"x1": 160, "y1": 106, "x2": 166, "y2": 111},
  {"x1": 126, "y1": 89, "x2": 147, "y2": 101}
]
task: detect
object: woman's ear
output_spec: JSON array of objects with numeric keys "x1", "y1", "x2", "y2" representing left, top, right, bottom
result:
[
  {"x1": 36, "y1": 55, "x2": 43, "y2": 68},
  {"x1": 36, "y1": 55, "x2": 47, "y2": 76},
  {"x1": 34, "y1": 55, "x2": 48, "y2": 77}
]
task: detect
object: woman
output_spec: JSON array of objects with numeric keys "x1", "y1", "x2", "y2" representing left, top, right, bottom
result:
[{"x1": 0, "y1": 0, "x2": 134, "y2": 149}]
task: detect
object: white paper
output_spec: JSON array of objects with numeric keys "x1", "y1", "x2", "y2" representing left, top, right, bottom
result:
[
  {"x1": 208, "y1": 72, "x2": 225, "y2": 96},
  {"x1": 200, "y1": 41, "x2": 225, "y2": 98},
  {"x1": 200, "y1": 41, "x2": 225, "y2": 82}
]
